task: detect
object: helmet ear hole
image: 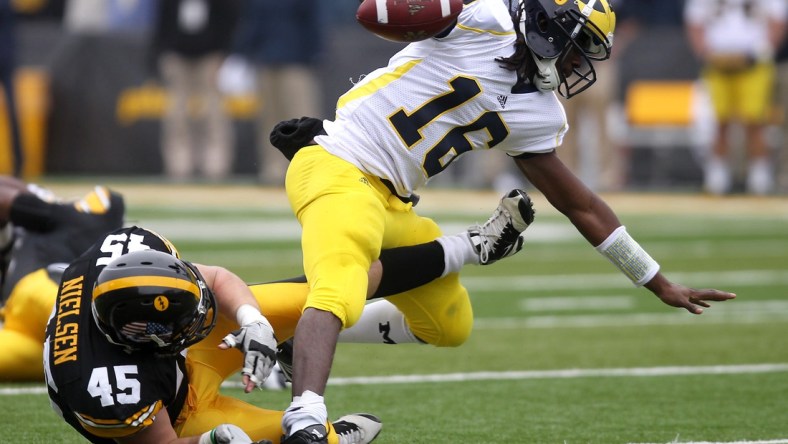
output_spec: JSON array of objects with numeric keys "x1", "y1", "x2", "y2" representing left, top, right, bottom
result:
[{"x1": 535, "y1": 11, "x2": 549, "y2": 33}]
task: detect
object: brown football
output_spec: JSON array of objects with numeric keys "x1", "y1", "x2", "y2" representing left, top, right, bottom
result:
[{"x1": 356, "y1": 0, "x2": 464, "y2": 43}]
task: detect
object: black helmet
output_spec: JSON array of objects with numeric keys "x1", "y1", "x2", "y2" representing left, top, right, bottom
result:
[
  {"x1": 517, "y1": 0, "x2": 616, "y2": 97},
  {"x1": 92, "y1": 250, "x2": 217, "y2": 355}
]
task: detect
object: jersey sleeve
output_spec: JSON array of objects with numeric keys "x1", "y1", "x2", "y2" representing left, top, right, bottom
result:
[{"x1": 74, "y1": 400, "x2": 165, "y2": 439}]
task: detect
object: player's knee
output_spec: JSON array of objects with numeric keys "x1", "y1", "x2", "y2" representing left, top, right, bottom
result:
[
  {"x1": 411, "y1": 300, "x2": 473, "y2": 347},
  {"x1": 435, "y1": 315, "x2": 472, "y2": 347},
  {"x1": 310, "y1": 255, "x2": 370, "y2": 328}
]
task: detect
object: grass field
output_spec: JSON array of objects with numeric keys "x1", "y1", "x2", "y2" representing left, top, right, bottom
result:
[{"x1": 2, "y1": 182, "x2": 787, "y2": 443}]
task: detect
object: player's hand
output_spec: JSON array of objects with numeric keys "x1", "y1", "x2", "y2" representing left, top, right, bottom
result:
[
  {"x1": 220, "y1": 318, "x2": 277, "y2": 393},
  {"x1": 649, "y1": 280, "x2": 736, "y2": 314},
  {"x1": 199, "y1": 423, "x2": 268, "y2": 444}
]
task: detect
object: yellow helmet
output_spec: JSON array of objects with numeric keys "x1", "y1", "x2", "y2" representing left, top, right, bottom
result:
[{"x1": 517, "y1": 0, "x2": 616, "y2": 97}]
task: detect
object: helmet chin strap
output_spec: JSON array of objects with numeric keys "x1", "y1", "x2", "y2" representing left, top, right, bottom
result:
[{"x1": 530, "y1": 54, "x2": 561, "y2": 92}]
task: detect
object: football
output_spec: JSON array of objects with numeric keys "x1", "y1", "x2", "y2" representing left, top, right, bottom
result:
[{"x1": 356, "y1": 0, "x2": 464, "y2": 43}]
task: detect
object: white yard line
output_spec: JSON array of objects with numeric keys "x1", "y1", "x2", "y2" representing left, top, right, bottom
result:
[
  {"x1": 631, "y1": 440, "x2": 788, "y2": 444},
  {"x1": 462, "y1": 269, "x2": 788, "y2": 292},
  {"x1": 6, "y1": 363, "x2": 787, "y2": 395}
]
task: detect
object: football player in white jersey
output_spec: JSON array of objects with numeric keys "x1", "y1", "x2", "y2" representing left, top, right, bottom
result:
[{"x1": 278, "y1": 0, "x2": 736, "y2": 441}]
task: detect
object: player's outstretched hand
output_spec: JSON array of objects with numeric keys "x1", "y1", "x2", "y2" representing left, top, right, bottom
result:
[
  {"x1": 220, "y1": 319, "x2": 278, "y2": 393},
  {"x1": 200, "y1": 424, "x2": 267, "y2": 444},
  {"x1": 650, "y1": 280, "x2": 736, "y2": 314}
]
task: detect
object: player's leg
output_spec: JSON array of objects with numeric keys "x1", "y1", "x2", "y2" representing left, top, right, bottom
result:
[
  {"x1": 0, "y1": 269, "x2": 58, "y2": 381},
  {"x1": 283, "y1": 145, "x2": 385, "y2": 439},
  {"x1": 176, "y1": 389, "x2": 381, "y2": 444},
  {"x1": 739, "y1": 62, "x2": 777, "y2": 194},
  {"x1": 342, "y1": 188, "x2": 535, "y2": 345},
  {"x1": 702, "y1": 68, "x2": 734, "y2": 194},
  {"x1": 173, "y1": 386, "x2": 284, "y2": 442},
  {"x1": 186, "y1": 310, "x2": 244, "y2": 381},
  {"x1": 266, "y1": 188, "x2": 534, "y2": 351}
]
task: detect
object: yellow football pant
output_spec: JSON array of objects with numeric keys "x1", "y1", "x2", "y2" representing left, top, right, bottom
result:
[
  {"x1": 703, "y1": 61, "x2": 776, "y2": 123},
  {"x1": 286, "y1": 145, "x2": 473, "y2": 347},
  {"x1": 0, "y1": 269, "x2": 58, "y2": 381},
  {"x1": 175, "y1": 281, "x2": 341, "y2": 443}
]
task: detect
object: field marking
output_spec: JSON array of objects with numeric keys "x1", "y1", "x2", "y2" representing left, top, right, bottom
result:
[
  {"x1": 318, "y1": 363, "x2": 788, "y2": 387},
  {"x1": 632, "y1": 440, "x2": 788, "y2": 444},
  {"x1": 462, "y1": 269, "x2": 788, "y2": 292},
  {"x1": 4, "y1": 363, "x2": 787, "y2": 396},
  {"x1": 522, "y1": 295, "x2": 635, "y2": 311},
  {"x1": 476, "y1": 300, "x2": 788, "y2": 330}
]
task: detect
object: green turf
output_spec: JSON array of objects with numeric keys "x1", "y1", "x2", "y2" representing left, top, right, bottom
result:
[{"x1": 3, "y1": 196, "x2": 787, "y2": 443}]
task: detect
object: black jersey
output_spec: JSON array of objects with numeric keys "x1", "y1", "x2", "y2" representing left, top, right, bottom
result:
[
  {"x1": 1, "y1": 186, "x2": 125, "y2": 304},
  {"x1": 44, "y1": 226, "x2": 188, "y2": 443}
]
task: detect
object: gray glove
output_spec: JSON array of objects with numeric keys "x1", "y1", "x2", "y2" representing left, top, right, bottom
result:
[{"x1": 222, "y1": 319, "x2": 277, "y2": 387}]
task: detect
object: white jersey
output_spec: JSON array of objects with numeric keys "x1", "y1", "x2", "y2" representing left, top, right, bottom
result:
[
  {"x1": 315, "y1": 0, "x2": 567, "y2": 197},
  {"x1": 684, "y1": 0, "x2": 787, "y2": 59}
]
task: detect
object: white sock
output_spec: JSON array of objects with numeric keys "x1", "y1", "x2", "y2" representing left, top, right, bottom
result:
[
  {"x1": 339, "y1": 300, "x2": 422, "y2": 344},
  {"x1": 436, "y1": 232, "x2": 478, "y2": 276},
  {"x1": 283, "y1": 390, "x2": 327, "y2": 436}
]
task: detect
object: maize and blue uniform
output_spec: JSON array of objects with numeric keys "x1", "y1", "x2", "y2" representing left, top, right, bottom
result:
[{"x1": 288, "y1": 0, "x2": 567, "y2": 343}]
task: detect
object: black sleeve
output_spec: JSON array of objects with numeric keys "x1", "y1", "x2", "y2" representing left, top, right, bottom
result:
[
  {"x1": 9, "y1": 192, "x2": 57, "y2": 232},
  {"x1": 371, "y1": 241, "x2": 445, "y2": 299}
]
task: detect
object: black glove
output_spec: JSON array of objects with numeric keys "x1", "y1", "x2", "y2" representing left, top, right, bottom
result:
[{"x1": 269, "y1": 116, "x2": 325, "y2": 161}]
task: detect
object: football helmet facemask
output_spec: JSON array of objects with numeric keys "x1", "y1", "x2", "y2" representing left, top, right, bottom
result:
[
  {"x1": 92, "y1": 250, "x2": 217, "y2": 355},
  {"x1": 517, "y1": 0, "x2": 615, "y2": 98}
]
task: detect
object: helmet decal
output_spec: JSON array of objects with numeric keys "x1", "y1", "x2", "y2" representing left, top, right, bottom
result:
[{"x1": 154, "y1": 295, "x2": 169, "y2": 311}]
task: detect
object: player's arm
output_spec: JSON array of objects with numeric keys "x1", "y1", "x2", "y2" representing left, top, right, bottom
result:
[
  {"x1": 115, "y1": 407, "x2": 258, "y2": 444},
  {"x1": 513, "y1": 151, "x2": 736, "y2": 313},
  {"x1": 195, "y1": 263, "x2": 277, "y2": 393}
]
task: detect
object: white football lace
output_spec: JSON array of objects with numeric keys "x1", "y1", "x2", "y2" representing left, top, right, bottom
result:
[
  {"x1": 474, "y1": 206, "x2": 513, "y2": 263},
  {"x1": 337, "y1": 427, "x2": 363, "y2": 444}
]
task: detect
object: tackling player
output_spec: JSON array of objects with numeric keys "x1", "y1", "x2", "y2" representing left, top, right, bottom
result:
[
  {"x1": 44, "y1": 227, "x2": 380, "y2": 444},
  {"x1": 275, "y1": 0, "x2": 737, "y2": 441}
]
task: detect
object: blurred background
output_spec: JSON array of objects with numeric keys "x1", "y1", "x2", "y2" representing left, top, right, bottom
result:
[{"x1": 0, "y1": 0, "x2": 786, "y2": 195}]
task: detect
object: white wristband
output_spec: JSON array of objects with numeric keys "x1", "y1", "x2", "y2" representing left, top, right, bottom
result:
[
  {"x1": 595, "y1": 226, "x2": 660, "y2": 287},
  {"x1": 198, "y1": 429, "x2": 215, "y2": 444},
  {"x1": 236, "y1": 303, "x2": 266, "y2": 327}
]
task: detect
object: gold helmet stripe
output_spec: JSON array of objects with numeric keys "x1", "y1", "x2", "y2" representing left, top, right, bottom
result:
[{"x1": 93, "y1": 276, "x2": 200, "y2": 300}]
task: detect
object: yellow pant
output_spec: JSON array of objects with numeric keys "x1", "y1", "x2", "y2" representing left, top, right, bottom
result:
[
  {"x1": 286, "y1": 145, "x2": 473, "y2": 346},
  {"x1": 0, "y1": 269, "x2": 58, "y2": 381},
  {"x1": 174, "y1": 281, "x2": 343, "y2": 443},
  {"x1": 703, "y1": 61, "x2": 776, "y2": 123}
]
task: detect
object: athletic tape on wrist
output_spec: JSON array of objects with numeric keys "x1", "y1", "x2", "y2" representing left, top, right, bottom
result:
[
  {"x1": 236, "y1": 303, "x2": 266, "y2": 327},
  {"x1": 198, "y1": 429, "x2": 215, "y2": 444},
  {"x1": 595, "y1": 226, "x2": 660, "y2": 287}
]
